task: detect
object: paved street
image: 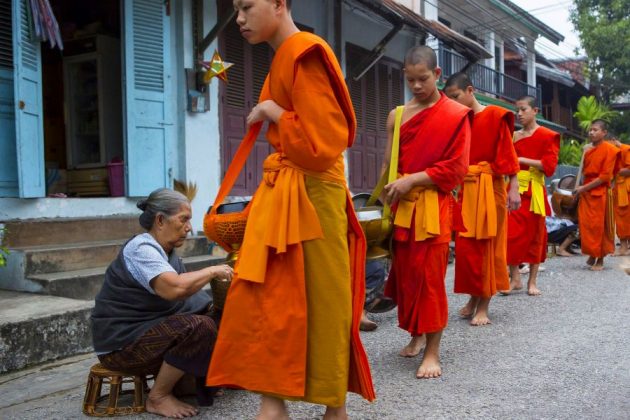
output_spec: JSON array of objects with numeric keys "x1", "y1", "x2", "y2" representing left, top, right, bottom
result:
[{"x1": 1, "y1": 254, "x2": 629, "y2": 419}]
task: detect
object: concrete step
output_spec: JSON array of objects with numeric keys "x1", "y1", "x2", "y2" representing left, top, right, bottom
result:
[
  {"x1": 27, "y1": 254, "x2": 226, "y2": 300},
  {"x1": 0, "y1": 291, "x2": 94, "y2": 374},
  {"x1": 21, "y1": 235, "x2": 211, "y2": 276},
  {"x1": 2, "y1": 216, "x2": 143, "y2": 248}
]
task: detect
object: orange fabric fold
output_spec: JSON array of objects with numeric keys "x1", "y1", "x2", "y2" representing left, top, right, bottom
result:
[
  {"x1": 616, "y1": 176, "x2": 629, "y2": 208},
  {"x1": 460, "y1": 162, "x2": 497, "y2": 239},
  {"x1": 393, "y1": 180, "x2": 441, "y2": 241}
]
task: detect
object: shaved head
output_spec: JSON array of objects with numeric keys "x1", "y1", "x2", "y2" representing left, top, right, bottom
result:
[
  {"x1": 444, "y1": 72, "x2": 472, "y2": 90},
  {"x1": 517, "y1": 95, "x2": 537, "y2": 108},
  {"x1": 404, "y1": 46, "x2": 437, "y2": 70},
  {"x1": 591, "y1": 118, "x2": 608, "y2": 131}
]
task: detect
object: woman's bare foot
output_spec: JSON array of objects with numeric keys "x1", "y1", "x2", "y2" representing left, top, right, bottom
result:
[
  {"x1": 399, "y1": 335, "x2": 425, "y2": 357},
  {"x1": 324, "y1": 406, "x2": 348, "y2": 420},
  {"x1": 458, "y1": 296, "x2": 479, "y2": 319},
  {"x1": 556, "y1": 249, "x2": 573, "y2": 257},
  {"x1": 416, "y1": 353, "x2": 441, "y2": 379},
  {"x1": 146, "y1": 393, "x2": 198, "y2": 418}
]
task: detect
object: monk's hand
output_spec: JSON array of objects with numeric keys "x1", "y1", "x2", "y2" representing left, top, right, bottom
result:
[
  {"x1": 246, "y1": 100, "x2": 284, "y2": 126},
  {"x1": 212, "y1": 264, "x2": 234, "y2": 281},
  {"x1": 507, "y1": 188, "x2": 521, "y2": 211},
  {"x1": 384, "y1": 177, "x2": 414, "y2": 205}
]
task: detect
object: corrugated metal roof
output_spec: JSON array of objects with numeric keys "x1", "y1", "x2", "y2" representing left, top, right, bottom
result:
[{"x1": 351, "y1": 0, "x2": 493, "y2": 61}]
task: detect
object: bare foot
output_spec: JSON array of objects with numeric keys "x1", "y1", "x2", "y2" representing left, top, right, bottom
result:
[
  {"x1": 323, "y1": 406, "x2": 348, "y2": 420},
  {"x1": 416, "y1": 353, "x2": 441, "y2": 379},
  {"x1": 499, "y1": 280, "x2": 523, "y2": 295},
  {"x1": 586, "y1": 256, "x2": 596, "y2": 266},
  {"x1": 458, "y1": 297, "x2": 478, "y2": 319},
  {"x1": 146, "y1": 393, "x2": 198, "y2": 419},
  {"x1": 399, "y1": 335, "x2": 425, "y2": 357},
  {"x1": 590, "y1": 264, "x2": 604, "y2": 271},
  {"x1": 556, "y1": 249, "x2": 573, "y2": 257},
  {"x1": 527, "y1": 286, "x2": 541, "y2": 296}
]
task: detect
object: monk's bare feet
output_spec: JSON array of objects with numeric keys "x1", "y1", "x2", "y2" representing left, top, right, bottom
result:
[
  {"x1": 416, "y1": 353, "x2": 441, "y2": 379},
  {"x1": 591, "y1": 263, "x2": 604, "y2": 271},
  {"x1": 323, "y1": 406, "x2": 348, "y2": 420},
  {"x1": 146, "y1": 393, "x2": 198, "y2": 419},
  {"x1": 458, "y1": 296, "x2": 478, "y2": 319},
  {"x1": 399, "y1": 335, "x2": 425, "y2": 357},
  {"x1": 499, "y1": 280, "x2": 523, "y2": 295},
  {"x1": 470, "y1": 298, "x2": 491, "y2": 326},
  {"x1": 556, "y1": 249, "x2": 573, "y2": 257},
  {"x1": 258, "y1": 396, "x2": 289, "y2": 420},
  {"x1": 586, "y1": 256, "x2": 596, "y2": 266},
  {"x1": 527, "y1": 286, "x2": 541, "y2": 296}
]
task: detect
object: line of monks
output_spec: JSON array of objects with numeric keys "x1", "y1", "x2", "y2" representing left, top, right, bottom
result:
[{"x1": 204, "y1": 2, "x2": 628, "y2": 415}]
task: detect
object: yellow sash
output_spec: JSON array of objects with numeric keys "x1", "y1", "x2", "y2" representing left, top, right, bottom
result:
[
  {"x1": 517, "y1": 167, "x2": 546, "y2": 216},
  {"x1": 616, "y1": 175, "x2": 629, "y2": 207},
  {"x1": 461, "y1": 162, "x2": 497, "y2": 239},
  {"x1": 393, "y1": 180, "x2": 440, "y2": 241}
]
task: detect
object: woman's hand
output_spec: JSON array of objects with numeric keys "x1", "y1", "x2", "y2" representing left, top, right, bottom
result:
[
  {"x1": 211, "y1": 264, "x2": 234, "y2": 281},
  {"x1": 246, "y1": 100, "x2": 284, "y2": 126}
]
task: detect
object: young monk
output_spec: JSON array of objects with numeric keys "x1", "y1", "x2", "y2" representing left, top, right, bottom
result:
[
  {"x1": 206, "y1": 1, "x2": 375, "y2": 418},
  {"x1": 611, "y1": 138, "x2": 630, "y2": 256},
  {"x1": 444, "y1": 72, "x2": 520, "y2": 326},
  {"x1": 383, "y1": 46, "x2": 472, "y2": 378},
  {"x1": 574, "y1": 120, "x2": 619, "y2": 270},
  {"x1": 504, "y1": 96, "x2": 559, "y2": 296}
]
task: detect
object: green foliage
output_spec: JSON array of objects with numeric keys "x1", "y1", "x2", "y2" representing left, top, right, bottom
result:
[
  {"x1": 570, "y1": 0, "x2": 630, "y2": 99},
  {"x1": 0, "y1": 227, "x2": 9, "y2": 268},
  {"x1": 558, "y1": 137, "x2": 584, "y2": 166},
  {"x1": 573, "y1": 95, "x2": 618, "y2": 132}
]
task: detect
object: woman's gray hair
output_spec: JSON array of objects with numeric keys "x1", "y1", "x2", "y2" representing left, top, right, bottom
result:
[{"x1": 137, "y1": 188, "x2": 189, "y2": 230}]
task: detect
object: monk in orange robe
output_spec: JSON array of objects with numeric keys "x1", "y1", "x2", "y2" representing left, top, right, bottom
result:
[
  {"x1": 575, "y1": 120, "x2": 619, "y2": 270},
  {"x1": 444, "y1": 72, "x2": 520, "y2": 326},
  {"x1": 612, "y1": 138, "x2": 630, "y2": 256},
  {"x1": 206, "y1": 1, "x2": 374, "y2": 418},
  {"x1": 505, "y1": 96, "x2": 559, "y2": 296},
  {"x1": 382, "y1": 46, "x2": 472, "y2": 378}
]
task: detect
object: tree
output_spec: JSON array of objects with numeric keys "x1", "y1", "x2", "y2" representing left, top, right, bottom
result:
[
  {"x1": 570, "y1": 0, "x2": 630, "y2": 101},
  {"x1": 573, "y1": 95, "x2": 618, "y2": 132}
]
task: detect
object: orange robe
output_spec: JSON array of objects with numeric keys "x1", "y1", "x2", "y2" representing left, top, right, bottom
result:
[
  {"x1": 384, "y1": 93, "x2": 472, "y2": 335},
  {"x1": 507, "y1": 127, "x2": 559, "y2": 265},
  {"x1": 578, "y1": 141, "x2": 619, "y2": 257},
  {"x1": 613, "y1": 144, "x2": 630, "y2": 240},
  {"x1": 454, "y1": 106, "x2": 518, "y2": 297},
  {"x1": 206, "y1": 32, "x2": 375, "y2": 404}
]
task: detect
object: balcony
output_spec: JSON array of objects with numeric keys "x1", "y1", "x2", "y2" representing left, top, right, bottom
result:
[{"x1": 438, "y1": 47, "x2": 542, "y2": 109}]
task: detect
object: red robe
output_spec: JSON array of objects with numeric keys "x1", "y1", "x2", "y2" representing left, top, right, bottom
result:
[
  {"x1": 506, "y1": 127, "x2": 559, "y2": 265},
  {"x1": 578, "y1": 141, "x2": 619, "y2": 257},
  {"x1": 385, "y1": 92, "x2": 472, "y2": 335},
  {"x1": 614, "y1": 144, "x2": 630, "y2": 240},
  {"x1": 454, "y1": 106, "x2": 518, "y2": 297}
]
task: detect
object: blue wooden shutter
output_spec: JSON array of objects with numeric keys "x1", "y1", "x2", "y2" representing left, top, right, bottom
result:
[
  {"x1": 0, "y1": 1, "x2": 18, "y2": 197},
  {"x1": 123, "y1": 0, "x2": 173, "y2": 196},
  {"x1": 1, "y1": 0, "x2": 45, "y2": 198}
]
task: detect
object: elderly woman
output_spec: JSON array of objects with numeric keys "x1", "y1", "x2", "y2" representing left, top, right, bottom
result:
[{"x1": 91, "y1": 188, "x2": 233, "y2": 418}]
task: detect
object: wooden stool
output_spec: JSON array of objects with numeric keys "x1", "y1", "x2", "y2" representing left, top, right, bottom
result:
[{"x1": 83, "y1": 363, "x2": 150, "y2": 416}]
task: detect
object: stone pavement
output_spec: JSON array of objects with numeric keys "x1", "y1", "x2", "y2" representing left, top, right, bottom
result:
[{"x1": 1, "y1": 254, "x2": 629, "y2": 419}]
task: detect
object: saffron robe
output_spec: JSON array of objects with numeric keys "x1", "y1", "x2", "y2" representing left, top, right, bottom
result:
[
  {"x1": 614, "y1": 144, "x2": 630, "y2": 240},
  {"x1": 206, "y1": 32, "x2": 375, "y2": 405},
  {"x1": 578, "y1": 141, "x2": 619, "y2": 257},
  {"x1": 454, "y1": 106, "x2": 518, "y2": 297},
  {"x1": 507, "y1": 127, "x2": 560, "y2": 265},
  {"x1": 384, "y1": 93, "x2": 472, "y2": 335}
]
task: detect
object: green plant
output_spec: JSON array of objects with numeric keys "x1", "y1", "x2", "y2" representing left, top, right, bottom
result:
[
  {"x1": 0, "y1": 227, "x2": 9, "y2": 268},
  {"x1": 558, "y1": 137, "x2": 583, "y2": 167},
  {"x1": 573, "y1": 96, "x2": 618, "y2": 133}
]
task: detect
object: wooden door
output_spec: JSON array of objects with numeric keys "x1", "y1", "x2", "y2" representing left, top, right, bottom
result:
[{"x1": 347, "y1": 44, "x2": 403, "y2": 193}]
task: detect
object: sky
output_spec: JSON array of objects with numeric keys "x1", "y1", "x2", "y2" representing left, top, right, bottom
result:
[{"x1": 511, "y1": 0, "x2": 583, "y2": 59}]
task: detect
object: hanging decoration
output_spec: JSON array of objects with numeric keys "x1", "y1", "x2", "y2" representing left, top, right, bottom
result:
[
  {"x1": 27, "y1": 0, "x2": 63, "y2": 50},
  {"x1": 199, "y1": 50, "x2": 234, "y2": 84}
]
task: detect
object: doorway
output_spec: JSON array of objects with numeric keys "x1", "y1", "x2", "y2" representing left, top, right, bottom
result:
[{"x1": 43, "y1": 0, "x2": 123, "y2": 197}]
